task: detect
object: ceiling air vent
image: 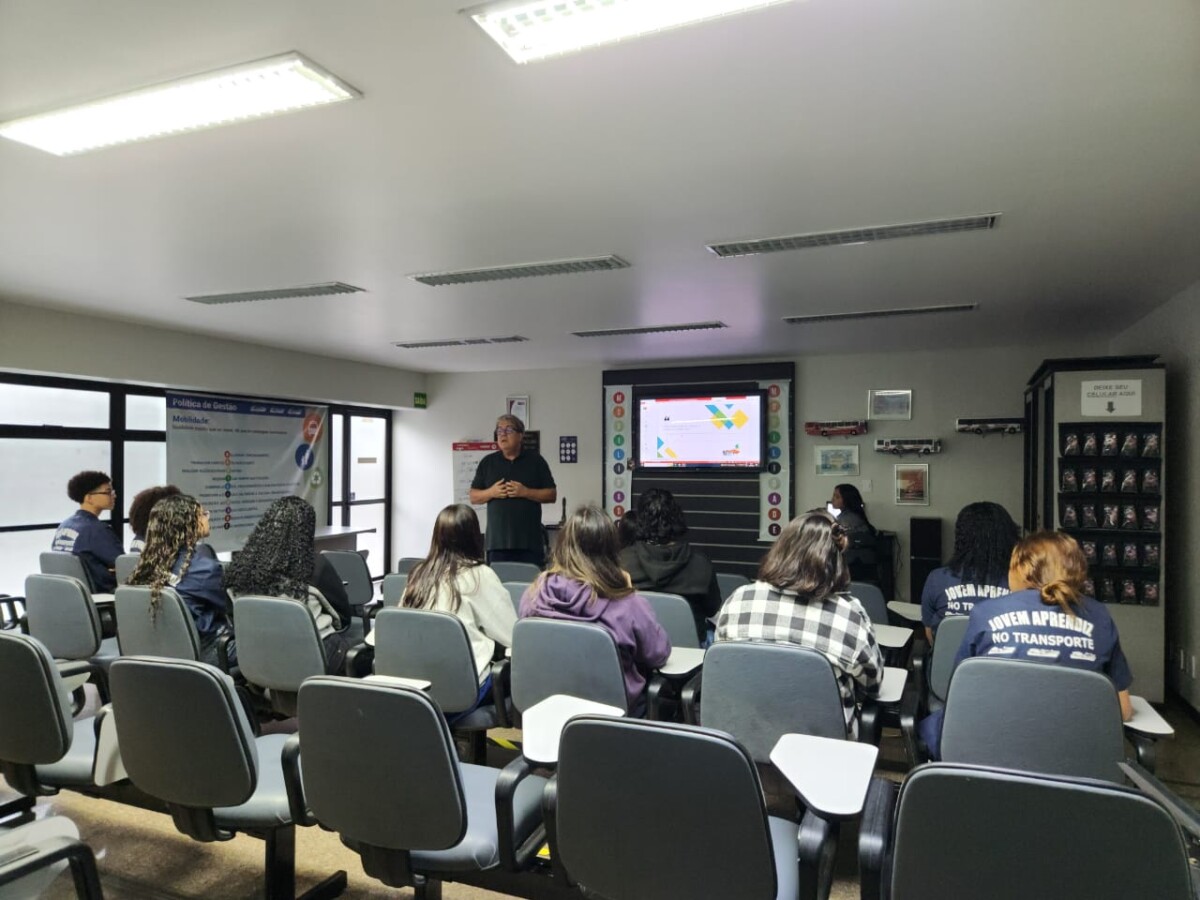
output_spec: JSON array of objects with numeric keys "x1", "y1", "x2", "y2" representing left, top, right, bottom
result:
[
  {"x1": 572, "y1": 321, "x2": 727, "y2": 338},
  {"x1": 783, "y1": 303, "x2": 978, "y2": 325},
  {"x1": 185, "y1": 281, "x2": 365, "y2": 305},
  {"x1": 410, "y1": 255, "x2": 629, "y2": 286},
  {"x1": 393, "y1": 335, "x2": 529, "y2": 349},
  {"x1": 707, "y1": 214, "x2": 999, "y2": 258}
]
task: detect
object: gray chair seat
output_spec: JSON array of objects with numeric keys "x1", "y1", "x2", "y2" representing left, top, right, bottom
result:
[
  {"x1": 768, "y1": 816, "x2": 800, "y2": 900},
  {"x1": 214, "y1": 733, "x2": 293, "y2": 829},
  {"x1": 409, "y1": 763, "x2": 546, "y2": 873},
  {"x1": 34, "y1": 720, "x2": 96, "y2": 786}
]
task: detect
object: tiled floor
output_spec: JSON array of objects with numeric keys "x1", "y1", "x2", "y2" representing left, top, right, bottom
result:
[{"x1": 4, "y1": 696, "x2": 1197, "y2": 899}]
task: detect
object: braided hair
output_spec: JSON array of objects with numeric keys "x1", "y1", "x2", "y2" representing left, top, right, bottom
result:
[
  {"x1": 128, "y1": 494, "x2": 204, "y2": 616},
  {"x1": 224, "y1": 496, "x2": 315, "y2": 600},
  {"x1": 946, "y1": 502, "x2": 1019, "y2": 586}
]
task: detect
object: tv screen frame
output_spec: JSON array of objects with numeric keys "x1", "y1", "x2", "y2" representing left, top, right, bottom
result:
[{"x1": 631, "y1": 390, "x2": 769, "y2": 472}]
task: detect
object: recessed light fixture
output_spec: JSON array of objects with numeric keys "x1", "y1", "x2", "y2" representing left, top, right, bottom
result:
[
  {"x1": 464, "y1": 0, "x2": 797, "y2": 64},
  {"x1": 782, "y1": 303, "x2": 978, "y2": 324},
  {"x1": 707, "y1": 214, "x2": 1000, "y2": 258},
  {"x1": 0, "y1": 52, "x2": 360, "y2": 156},
  {"x1": 572, "y1": 321, "x2": 727, "y2": 338},
  {"x1": 410, "y1": 254, "x2": 629, "y2": 286},
  {"x1": 394, "y1": 335, "x2": 530, "y2": 349},
  {"x1": 185, "y1": 282, "x2": 365, "y2": 305}
]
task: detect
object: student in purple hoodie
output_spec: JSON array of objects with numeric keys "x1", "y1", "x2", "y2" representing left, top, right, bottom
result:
[{"x1": 520, "y1": 505, "x2": 671, "y2": 716}]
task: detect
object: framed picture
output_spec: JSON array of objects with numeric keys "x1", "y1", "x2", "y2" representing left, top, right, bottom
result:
[
  {"x1": 895, "y1": 463, "x2": 929, "y2": 505},
  {"x1": 815, "y1": 444, "x2": 860, "y2": 476},
  {"x1": 506, "y1": 395, "x2": 530, "y2": 427},
  {"x1": 868, "y1": 389, "x2": 913, "y2": 421}
]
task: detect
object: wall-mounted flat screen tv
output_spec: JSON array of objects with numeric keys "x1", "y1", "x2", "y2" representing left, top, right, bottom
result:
[{"x1": 634, "y1": 392, "x2": 767, "y2": 471}]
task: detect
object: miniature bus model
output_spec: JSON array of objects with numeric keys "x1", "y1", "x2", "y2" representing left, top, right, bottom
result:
[
  {"x1": 955, "y1": 417, "x2": 1024, "y2": 435},
  {"x1": 804, "y1": 419, "x2": 868, "y2": 437},
  {"x1": 875, "y1": 438, "x2": 943, "y2": 455}
]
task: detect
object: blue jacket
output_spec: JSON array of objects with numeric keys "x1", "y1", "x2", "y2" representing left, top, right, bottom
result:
[{"x1": 52, "y1": 510, "x2": 123, "y2": 593}]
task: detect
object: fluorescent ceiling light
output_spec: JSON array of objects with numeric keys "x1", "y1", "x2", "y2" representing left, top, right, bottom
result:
[
  {"x1": 464, "y1": 0, "x2": 797, "y2": 64},
  {"x1": 0, "y1": 52, "x2": 359, "y2": 156}
]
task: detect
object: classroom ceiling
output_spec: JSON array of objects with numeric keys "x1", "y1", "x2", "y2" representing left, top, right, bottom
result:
[{"x1": 1, "y1": 0, "x2": 1199, "y2": 374}]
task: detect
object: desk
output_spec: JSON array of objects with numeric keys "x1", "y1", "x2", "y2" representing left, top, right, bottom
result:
[
  {"x1": 314, "y1": 526, "x2": 377, "y2": 554},
  {"x1": 877, "y1": 667, "x2": 907, "y2": 704},
  {"x1": 770, "y1": 733, "x2": 879, "y2": 819},
  {"x1": 521, "y1": 694, "x2": 624, "y2": 765},
  {"x1": 657, "y1": 646, "x2": 705, "y2": 677},
  {"x1": 1126, "y1": 696, "x2": 1174, "y2": 737},
  {"x1": 873, "y1": 624, "x2": 913, "y2": 651},
  {"x1": 887, "y1": 601, "x2": 922, "y2": 623}
]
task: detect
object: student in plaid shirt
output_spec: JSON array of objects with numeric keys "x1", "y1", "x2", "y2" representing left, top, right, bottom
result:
[{"x1": 715, "y1": 509, "x2": 883, "y2": 735}]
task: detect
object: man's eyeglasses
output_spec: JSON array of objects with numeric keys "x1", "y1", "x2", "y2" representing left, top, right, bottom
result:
[
  {"x1": 87, "y1": 489, "x2": 116, "y2": 497},
  {"x1": 496, "y1": 427, "x2": 519, "y2": 436}
]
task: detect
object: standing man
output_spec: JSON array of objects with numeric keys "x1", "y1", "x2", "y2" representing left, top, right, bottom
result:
[
  {"x1": 52, "y1": 470, "x2": 124, "y2": 593},
  {"x1": 469, "y1": 414, "x2": 557, "y2": 567}
]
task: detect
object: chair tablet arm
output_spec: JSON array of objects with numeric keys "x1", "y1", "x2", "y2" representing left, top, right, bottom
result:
[
  {"x1": 0, "y1": 594, "x2": 25, "y2": 630},
  {"x1": 539, "y1": 775, "x2": 571, "y2": 886},
  {"x1": 1120, "y1": 761, "x2": 1200, "y2": 848},
  {"x1": 899, "y1": 678, "x2": 923, "y2": 766},
  {"x1": 489, "y1": 658, "x2": 513, "y2": 729},
  {"x1": 495, "y1": 755, "x2": 544, "y2": 872},
  {"x1": 344, "y1": 642, "x2": 374, "y2": 678},
  {"x1": 0, "y1": 834, "x2": 104, "y2": 899},
  {"x1": 858, "y1": 699, "x2": 880, "y2": 745},
  {"x1": 680, "y1": 670, "x2": 703, "y2": 725},
  {"x1": 215, "y1": 634, "x2": 234, "y2": 674},
  {"x1": 57, "y1": 660, "x2": 110, "y2": 704},
  {"x1": 857, "y1": 776, "x2": 897, "y2": 900},
  {"x1": 796, "y1": 808, "x2": 838, "y2": 900},
  {"x1": 281, "y1": 734, "x2": 315, "y2": 827}
]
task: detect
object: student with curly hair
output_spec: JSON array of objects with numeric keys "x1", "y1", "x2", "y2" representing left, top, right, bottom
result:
[
  {"x1": 127, "y1": 484, "x2": 181, "y2": 552},
  {"x1": 51, "y1": 470, "x2": 124, "y2": 593},
  {"x1": 224, "y1": 496, "x2": 353, "y2": 676},
  {"x1": 619, "y1": 489, "x2": 721, "y2": 644},
  {"x1": 401, "y1": 504, "x2": 517, "y2": 712},
  {"x1": 920, "y1": 501, "x2": 1019, "y2": 643},
  {"x1": 521, "y1": 505, "x2": 670, "y2": 715},
  {"x1": 128, "y1": 494, "x2": 233, "y2": 667},
  {"x1": 716, "y1": 509, "x2": 883, "y2": 737}
]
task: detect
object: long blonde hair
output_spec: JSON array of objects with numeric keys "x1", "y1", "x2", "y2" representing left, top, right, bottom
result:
[
  {"x1": 541, "y1": 505, "x2": 633, "y2": 602},
  {"x1": 128, "y1": 494, "x2": 204, "y2": 616},
  {"x1": 1008, "y1": 531, "x2": 1087, "y2": 616}
]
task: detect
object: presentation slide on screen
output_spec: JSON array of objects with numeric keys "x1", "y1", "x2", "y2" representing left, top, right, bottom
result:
[
  {"x1": 637, "y1": 396, "x2": 763, "y2": 468},
  {"x1": 166, "y1": 392, "x2": 328, "y2": 551}
]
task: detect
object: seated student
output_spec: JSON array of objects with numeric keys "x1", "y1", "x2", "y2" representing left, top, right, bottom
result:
[
  {"x1": 618, "y1": 489, "x2": 721, "y2": 645},
  {"x1": 828, "y1": 483, "x2": 880, "y2": 583},
  {"x1": 126, "y1": 484, "x2": 181, "y2": 552},
  {"x1": 520, "y1": 505, "x2": 671, "y2": 716},
  {"x1": 51, "y1": 470, "x2": 124, "y2": 593},
  {"x1": 920, "y1": 501, "x2": 1018, "y2": 643},
  {"x1": 715, "y1": 509, "x2": 883, "y2": 737},
  {"x1": 401, "y1": 504, "x2": 517, "y2": 715},
  {"x1": 955, "y1": 531, "x2": 1134, "y2": 721},
  {"x1": 224, "y1": 496, "x2": 353, "y2": 676},
  {"x1": 128, "y1": 494, "x2": 234, "y2": 667},
  {"x1": 615, "y1": 510, "x2": 638, "y2": 551}
]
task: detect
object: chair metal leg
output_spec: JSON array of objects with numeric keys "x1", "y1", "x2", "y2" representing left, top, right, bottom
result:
[
  {"x1": 414, "y1": 875, "x2": 443, "y2": 899},
  {"x1": 0, "y1": 793, "x2": 35, "y2": 826},
  {"x1": 265, "y1": 825, "x2": 296, "y2": 900},
  {"x1": 66, "y1": 840, "x2": 105, "y2": 900}
]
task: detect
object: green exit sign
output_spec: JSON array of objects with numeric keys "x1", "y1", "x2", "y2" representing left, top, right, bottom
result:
[{"x1": 414, "y1": 392, "x2": 428, "y2": 409}]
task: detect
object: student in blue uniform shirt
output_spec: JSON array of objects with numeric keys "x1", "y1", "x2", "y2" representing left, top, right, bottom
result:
[
  {"x1": 126, "y1": 484, "x2": 181, "y2": 553},
  {"x1": 51, "y1": 470, "x2": 124, "y2": 593},
  {"x1": 920, "y1": 501, "x2": 1019, "y2": 643}
]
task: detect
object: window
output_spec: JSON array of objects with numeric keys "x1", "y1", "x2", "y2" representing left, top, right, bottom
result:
[{"x1": 329, "y1": 409, "x2": 392, "y2": 578}]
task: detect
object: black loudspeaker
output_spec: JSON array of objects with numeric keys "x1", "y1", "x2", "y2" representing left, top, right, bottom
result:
[{"x1": 909, "y1": 517, "x2": 943, "y2": 602}]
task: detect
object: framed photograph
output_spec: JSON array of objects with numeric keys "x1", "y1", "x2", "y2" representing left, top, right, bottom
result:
[
  {"x1": 506, "y1": 395, "x2": 530, "y2": 427},
  {"x1": 868, "y1": 389, "x2": 913, "y2": 421},
  {"x1": 815, "y1": 445, "x2": 860, "y2": 477},
  {"x1": 895, "y1": 463, "x2": 929, "y2": 505}
]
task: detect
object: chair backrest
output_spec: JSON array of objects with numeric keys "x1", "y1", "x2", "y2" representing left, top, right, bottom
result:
[
  {"x1": 39, "y1": 551, "x2": 93, "y2": 592},
  {"x1": 557, "y1": 716, "x2": 778, "y2": 900},
  {"x1": 928, "y1": 614, "x2": 970, "y2": 703},
  {"x1": 233, "y1": 595, "x2": 326, "y2": 693},
  {"x1": 890, "y1": 763, "x2": 1194, "y2": 900},
  {"x1": 716, "y1": 572, "x2": 750, "y2": 601},
  {"x1": 503, "y1": 582, "x2": 529, "y2": 616},
  {"x1": 489, "y1": 561, "x2": 541, "y2": 583},
  {"x1": 511, "y1": 618, "x2": 628, "y2": 713},
  {"x1": 380, "y1": 573, "x2": 408, "y2": 608},
  {"x1": 701, "y1": 642, "x2": 848, "y2": 760},
  {"x1": 109, "y1": 656, "x2": 258, "y2": 809},
  {"x1": 319, "y1": 550, "x2": 374, "y2": 608},
  {"x1": 298, "y1": 676, "x2": 467, "y2": 851},
  {"x1": 114, "y1": 585, "x2": 201, "y2": 660},
  {"x1": 395, "y1": 557, "x2": 424, "y2": 576},
  {"x1": 848, "y1": 581, "x2": 888, "y2": 624},
  {"x1": 23, "y1": 574, "x2": 101, "y2": 661},
  {"x1": 373, "y1": 608, "x2": 480, "y2": 713},
  {"x1": 640, "y1": 591, "x2": 700, "y2": 649},
  {"x1": 941, "y1": 657, "x2": 1126, "y2": 783},
  {"x1": 0, "y1": 631, "x2": 74, "y2": 767},
  {"x1": 114, "y1": 553, "x2": 140, "y2": 585}
]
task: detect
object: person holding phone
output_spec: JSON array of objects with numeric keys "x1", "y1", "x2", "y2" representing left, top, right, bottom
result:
[{"x1": 469, "y1": 414, "x2": 557, "y2": 567}]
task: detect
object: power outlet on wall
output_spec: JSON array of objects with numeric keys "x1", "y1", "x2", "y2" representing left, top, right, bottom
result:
[{"x1": 862, "y1": 478, "x2": 873, "y2": 492}]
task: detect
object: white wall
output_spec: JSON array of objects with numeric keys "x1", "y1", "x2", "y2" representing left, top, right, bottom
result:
[
  {"x1": 1111, "y1": 279, "x2": 1200, "y2": 710},
  {"x1": 0, "y1": 299, "x2": 426, "y2": 408},
  {"x1": 393, "y1": 338, "x2": 1097, "y2": 599}
]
